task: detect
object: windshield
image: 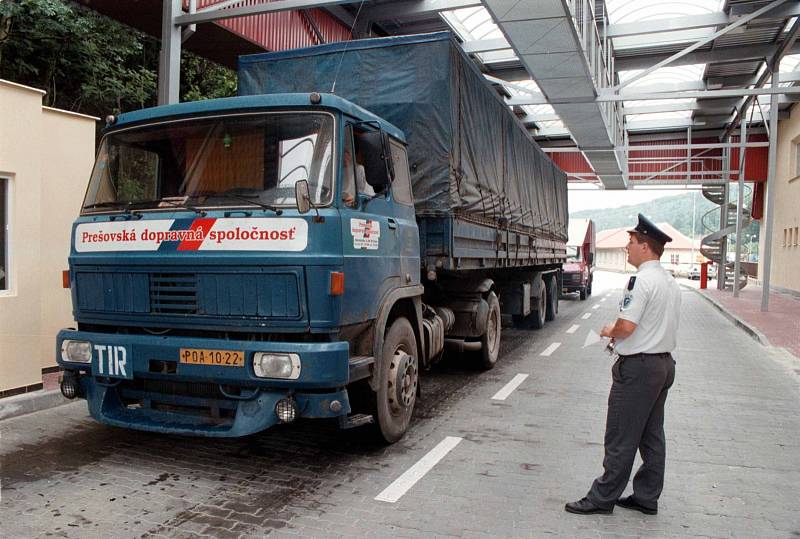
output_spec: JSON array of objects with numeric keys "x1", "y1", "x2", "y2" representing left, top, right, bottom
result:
[
  {"x1": 566, "y1": 246, "x2": 580, "y2": 262},
  {"x1": 82, "y1": 112, "x2": 334, "y2": 213}
]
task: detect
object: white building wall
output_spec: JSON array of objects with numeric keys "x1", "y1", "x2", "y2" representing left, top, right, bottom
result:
[
  {"x1": 759, "y1": 103, "x2": 800, "y2": 293},
  {"x1": 0, "y1": 80, "x2": 96, "y2": 394}
]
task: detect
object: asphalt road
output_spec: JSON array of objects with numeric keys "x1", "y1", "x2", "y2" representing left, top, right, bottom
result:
[{"x1": 3, "y1": 271, "x2": 799, "y2": 538}]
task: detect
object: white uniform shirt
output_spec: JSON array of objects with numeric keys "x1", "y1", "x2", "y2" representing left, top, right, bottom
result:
[{"x1": 615, "y1": 260, "x2": 681, "y2": 355}]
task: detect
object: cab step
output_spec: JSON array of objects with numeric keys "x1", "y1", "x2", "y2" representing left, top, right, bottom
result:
[{"x1": 338, "y1": 413, "x2": 374, "y2": 429}]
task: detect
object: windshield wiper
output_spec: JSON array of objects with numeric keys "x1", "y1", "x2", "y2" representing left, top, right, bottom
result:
[
  {"x1": 84, "y1": 201, "x2": 133, "y2": 210},
  {"x1": 202, "y1": 190, "x2": 283, "y2": 216},
  {"x1": 83, "y1": 199, "x2": 206, "y2": 216},
  {"x1": 129, "y1": 198, "x2": 207, "y2": 216},
  {"x1": 83, "y1": 201, "x2": 143, "y2": 219}
]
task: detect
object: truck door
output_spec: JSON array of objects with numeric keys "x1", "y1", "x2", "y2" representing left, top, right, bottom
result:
[
  {"x1": 387, "y1": 139, "x2": 420, "y2": 286},
  {"x1": 339, "y1": 125, "x2": 401, "y2": 325}
]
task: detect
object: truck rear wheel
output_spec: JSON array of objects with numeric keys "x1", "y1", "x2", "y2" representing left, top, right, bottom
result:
[
  {"x1": 545, "y1": 276, "x2": 558, "y2": 321},
  {"x1": 579, "y1": 287, "x2": 587, "y2": 300},
  {"x1": 531, "y1": 284, "x2": 546, "y2": 329},
  {"x1": 376, "y1": 317, "x2": 418, "y2": 443},
  {"x1": 478, "y1": 292, "x2": 501, "y2": 370}
]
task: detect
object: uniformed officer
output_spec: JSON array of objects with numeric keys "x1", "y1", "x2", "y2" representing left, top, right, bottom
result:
[{"x1": 566, "y1": 214, "x2": 681, "y2": 516}]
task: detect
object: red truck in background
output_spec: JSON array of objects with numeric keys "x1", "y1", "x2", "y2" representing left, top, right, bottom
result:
[{"x1": 562, "y1": 219, "x2": 595, "y2": 300}]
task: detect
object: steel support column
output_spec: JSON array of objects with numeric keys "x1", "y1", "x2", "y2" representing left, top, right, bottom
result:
[
  {"x1": 761, "y1": 71, "x2": 780, "y2": 311},
  {"x1": 158, "y1": 0, "x2": 182, "y2": 105},
  {"x1": 733, "y1": 118, "x2": 746, "y2": 297},
  {"x1": 718, "y1": 155, "x2": 729, "y2": 291}
]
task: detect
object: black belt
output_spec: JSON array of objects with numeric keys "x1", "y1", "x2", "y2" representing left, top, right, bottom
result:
[{"x1": 618, "y1": 352, "x2": 672, "y2": 360}]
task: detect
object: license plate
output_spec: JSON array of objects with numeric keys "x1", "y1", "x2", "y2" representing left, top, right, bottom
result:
[{"x1": 179, "y1": 348, "x2": 244, "y2": 367}]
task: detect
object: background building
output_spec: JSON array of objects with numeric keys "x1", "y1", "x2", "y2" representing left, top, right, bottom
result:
[
  {"x1": 0, "y1": 80, "x2": 96, "y2": 397},
  {"x1": 760, "y1": 102, "x2": 800, "y2": 295},
  {"x1": 596, "y1": 222, "x2": 702, "y2": 274}
]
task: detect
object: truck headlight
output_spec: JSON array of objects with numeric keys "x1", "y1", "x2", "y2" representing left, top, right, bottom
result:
[
  {"x1": 252, "y1": 353, "x2": 301, "y2": 379},
  {"x1": 61, "y1": 340, "x2": 92, "y2": 363}
]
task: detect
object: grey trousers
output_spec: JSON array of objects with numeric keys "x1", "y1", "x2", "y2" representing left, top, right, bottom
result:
[{"x1": 587, "y1": 353, "x2": 676, "y2": 509}]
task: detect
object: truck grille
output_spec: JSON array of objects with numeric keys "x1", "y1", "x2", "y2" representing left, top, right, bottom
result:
[
  {"x1": 121, "y1": 378, "x2": 224, "y2": 399},
  {"x1": 75, "y1": 269, "x2": 303, "y2": 320},
  {"x1": 150, "y1": 273, "x2": 198, "y2": 314}
]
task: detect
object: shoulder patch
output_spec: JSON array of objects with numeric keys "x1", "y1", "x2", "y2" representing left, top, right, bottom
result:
[{"x1": 627, "y1": 276, "x2": 636, "y2": 291}]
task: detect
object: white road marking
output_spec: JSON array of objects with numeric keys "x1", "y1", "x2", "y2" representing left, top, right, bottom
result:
[
  {"x1": 566, "y1": 324, "x2": 579, "y2": 334},
  {"x1": 375, "y1": 436, "x2": 463, "y2": 503},
  {"x1": 491, "y1": 373, "x2": 529, "y2": 401},
  {"x1": 600, "y1": 298, "x2": 606, "y2": 302},
  {"x1": 592, "y1": 304, "x2": 600, "y2": 309},
  {"x1": 540, "y1": 342, "x2": 561, "y2": 356},
  {"x1": 582, "y1": 313, "x2": 592, "y2": 319}
]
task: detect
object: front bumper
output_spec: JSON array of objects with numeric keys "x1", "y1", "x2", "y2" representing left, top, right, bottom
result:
[
  {"x1": 56, "y1": 329, "x2": 351, "y2": 437},
  {"x1": 561, "y1": 285, "x2": 585, "y2": 293}
]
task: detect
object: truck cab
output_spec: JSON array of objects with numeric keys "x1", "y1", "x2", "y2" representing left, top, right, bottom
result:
[
  {"x1": 57, "y1": 93, "x2": 421, "y2": 439},
  {"x1": 562, "y1": 219, "x2": 595, "y2": 300}
]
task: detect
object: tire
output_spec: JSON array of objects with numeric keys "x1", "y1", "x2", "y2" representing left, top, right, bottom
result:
[
  {"x1": 586, "y1": 278, "x2": 593, "y2": 296},
  {"x1": 545, "y1": 276, "x2": 558, "y2": 321},
  {"x1": 375, "y1": 317, "x2": 418, "y2": 443},
  {"x1": 531, "y1": 283, "x2": 546, "y2": 329},
  {"x1": 579, "y1": 287, "x2": 587, "y2": 300},
  {"x1": 478, "y1": 292, "x2": 501, "y2": 370}
]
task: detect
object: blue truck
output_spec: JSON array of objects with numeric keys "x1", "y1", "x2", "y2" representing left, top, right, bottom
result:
[{"x1": 57, "y1": 33, "x2": 567, "y2": 442}]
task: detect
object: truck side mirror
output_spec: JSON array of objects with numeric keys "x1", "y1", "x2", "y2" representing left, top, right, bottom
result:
[
  {"x1": 359, "y1": 130, "x2": 394, "y2": 193},
  {"x1": 295, "y1": 180, "x2": 311, "y2": 214}
]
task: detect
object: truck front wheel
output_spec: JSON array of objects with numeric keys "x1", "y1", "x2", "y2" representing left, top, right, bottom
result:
[
  {"x1": 376, "y1": 317, "x2": 419, "y2": 443},
  {"x1": 478, "y1": 292, "x2": 501, "y2": 370},
  {"x1": 579, "y1": 287, "x2": 587, "y2": 300}
]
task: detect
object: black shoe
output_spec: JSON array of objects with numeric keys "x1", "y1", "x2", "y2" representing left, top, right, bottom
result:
[
  {"x1": 616, "y1": 495, "x2": 657, "y2": 515},
  {"x1": 564, "y1": 497, "x2": 613, "y2": 515}
]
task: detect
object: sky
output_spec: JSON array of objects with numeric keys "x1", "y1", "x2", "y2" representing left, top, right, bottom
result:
[{"x1": 567, "y1": 186, "x2": 700, "y2": 213}]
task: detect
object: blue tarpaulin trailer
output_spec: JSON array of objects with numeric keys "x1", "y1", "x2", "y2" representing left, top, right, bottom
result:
[{"x1": 239, "y1": 32, "x2": 568, "y2": 271}]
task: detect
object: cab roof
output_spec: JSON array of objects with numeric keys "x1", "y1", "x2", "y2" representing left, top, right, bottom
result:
[{"x1": 112, "y1": 93, "x2": 407, "y2": 142}]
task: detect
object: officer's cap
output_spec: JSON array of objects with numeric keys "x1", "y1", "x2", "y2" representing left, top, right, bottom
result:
[{"x1": 628, "y1": 213, "x2": 672, "y2": 245}]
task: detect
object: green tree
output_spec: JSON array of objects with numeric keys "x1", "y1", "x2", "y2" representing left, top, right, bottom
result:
[{"x1": 0, "y1": 0, "x2": 236, "y2": 118}]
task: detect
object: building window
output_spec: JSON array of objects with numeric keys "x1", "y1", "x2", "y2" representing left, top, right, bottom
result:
[
  {"x1": 794, "y1": 139, "x2": 800, "y2": 178},
  {"x1": 795, "y1": 227, "x2": 799, "y2": 246},
  {"x1": 670, "y1": 254, "x2": 680, "y2": 264},
  {"x1": 0, "y1": 177, "x2": 8, "y2": 291}
]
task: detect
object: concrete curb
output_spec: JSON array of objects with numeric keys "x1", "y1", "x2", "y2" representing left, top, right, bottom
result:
[
  {"x1": 0, "y1": 389, "x2": 72, "y2": 422},
  {"x1": 684, "y1": 285, "x2": 772, "y2": 347}
]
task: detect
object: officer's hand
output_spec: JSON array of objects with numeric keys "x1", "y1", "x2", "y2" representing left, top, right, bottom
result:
[{"x1": 600, "y1": 323, "x2": 615, "y2": 338}]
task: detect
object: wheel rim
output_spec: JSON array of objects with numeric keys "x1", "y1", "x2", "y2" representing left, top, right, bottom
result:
[
  {"x1": 487, "y1": 305, "x2": 500, "y2": 355},
  {"x1": 387, "y1": 348, "x2": 417, "y2": 414}
]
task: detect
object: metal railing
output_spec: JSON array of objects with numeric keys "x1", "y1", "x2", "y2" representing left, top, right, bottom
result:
[{"x1": 566, "y1": 0, "x2": 626, "y2": 166}]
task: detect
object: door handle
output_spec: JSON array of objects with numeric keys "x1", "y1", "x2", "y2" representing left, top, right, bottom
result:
[{"x1": 387, "y1": 218, "x2": 398, "y2": 230}]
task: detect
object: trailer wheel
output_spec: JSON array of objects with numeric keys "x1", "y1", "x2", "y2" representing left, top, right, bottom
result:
[
  {"x1": 587, "y1": 278, "x2": 593, "y2": 297},
  {"x1": 545, "y1": 276, "x2": 558, "y2": 321},
  {"x1": 375, "y1": 317, "x2": 418, "y2": 443},
  {"x1": 478, "y1": 292, "x2": 501, "y2": 370},
  {"x1": 532, "y1": 284, "x2": 546, "y2": 329}
]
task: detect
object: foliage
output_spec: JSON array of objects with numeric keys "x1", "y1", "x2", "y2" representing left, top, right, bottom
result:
[
  {"x1": 0, "y1": 0, "x2": 236, "y2": 118},
  {"x1": 570, "y1": 189, "x2": 761, "y2": 242}
]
